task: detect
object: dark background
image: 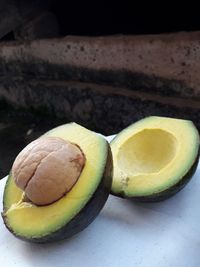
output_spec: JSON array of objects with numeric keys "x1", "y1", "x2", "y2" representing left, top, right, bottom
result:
[
  {"x1": 2, "y1": 1, "x2": 200, "y2": 40},
  {"x1": 45, "y1": 2, "x2": 200, "y2": 35}
]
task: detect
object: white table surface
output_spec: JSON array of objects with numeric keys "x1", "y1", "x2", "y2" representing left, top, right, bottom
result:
[{"x1": 0, "y1": 135, "x2": 200, "y2": 267}]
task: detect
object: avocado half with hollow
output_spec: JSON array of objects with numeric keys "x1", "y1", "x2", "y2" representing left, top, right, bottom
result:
[
  {"x1": 2, "y1": 123, "x2": 112, "y2": 243},
  {"x1": 111, "y1": 116, "x2": 199, "y2": 201}
]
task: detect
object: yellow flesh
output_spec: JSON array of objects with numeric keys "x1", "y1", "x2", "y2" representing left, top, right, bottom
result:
[
  {"x1": 3, "y1": 123, "x2": 107, "y2": 238},
  {"x1": 118, "y1": 129, "x2": 177, "y2": 175},
  {"x1": 111, "y1": 116, "x2": 199, "y2": 197}
]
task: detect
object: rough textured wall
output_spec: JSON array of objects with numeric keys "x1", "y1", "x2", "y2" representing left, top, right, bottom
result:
[{"x1": 0, "y1": 32, "x2": 200, "y2": 133}]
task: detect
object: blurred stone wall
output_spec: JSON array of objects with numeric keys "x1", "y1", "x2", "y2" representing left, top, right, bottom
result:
[{"x1": 0, "y1": 32, "x2": 200, "y2": 134}]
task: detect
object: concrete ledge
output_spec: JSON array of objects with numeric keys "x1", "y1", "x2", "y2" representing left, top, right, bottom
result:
[
  {"x1": 1, "y1": 32, "x2": 200, "y2": 134},
  {"x1": 1, "y1": 32, "x2": 200, "y2": 98}
]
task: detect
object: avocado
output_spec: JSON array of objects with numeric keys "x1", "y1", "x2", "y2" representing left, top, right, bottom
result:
[
  {"x1": 2, "y1": 123, "x2": 112, "y2": 243},
  {"x1": 111, "y1": 116, "x2": 199, "y2": 201}
]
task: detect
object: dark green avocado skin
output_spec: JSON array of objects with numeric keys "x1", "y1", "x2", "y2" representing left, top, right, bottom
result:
[
  {"x1": 112, "y1": 152, "x2": 199, "y2": 202},
  {"x1": 3, "y1": 143, "x2": 113, "y2": 243}
]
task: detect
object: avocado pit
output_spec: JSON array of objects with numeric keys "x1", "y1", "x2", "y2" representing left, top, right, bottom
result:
[{"x1": 12, "y1": 137, "x2": 85, "y2": 206}]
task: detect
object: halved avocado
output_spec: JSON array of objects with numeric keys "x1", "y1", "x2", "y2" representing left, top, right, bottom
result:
[
  {"x1": 2, "y1": 123, "x2": 112, "y2": 243},
  {"x1": 111, "y1": 116, "x2": 199, "y2": 201}
]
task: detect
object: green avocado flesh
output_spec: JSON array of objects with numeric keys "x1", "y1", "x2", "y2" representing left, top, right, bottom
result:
[
  {"x1": 2, "y1": 123, "x2": 111, "y2": 242},
  {"x1": 111, "y1": 116, "x2": 200, "y2": 200}
]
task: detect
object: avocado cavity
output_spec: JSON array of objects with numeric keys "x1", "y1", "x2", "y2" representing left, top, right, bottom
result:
[{"x1": 117, "y1": 129, "x2": 177, "y2": 176}]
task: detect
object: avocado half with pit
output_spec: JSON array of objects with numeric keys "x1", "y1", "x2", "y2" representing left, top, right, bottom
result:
[
  {"x1": 111, "y1": 116, "x2": 199, "y2": 201},
  {"x1": 2, "y1": 123, "x2": 112, "y2": 243}
]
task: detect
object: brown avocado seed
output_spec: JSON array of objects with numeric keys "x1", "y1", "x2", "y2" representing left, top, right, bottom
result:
[{"x1": 12, "y1": 137, "x2": 85, "y2": 206}]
